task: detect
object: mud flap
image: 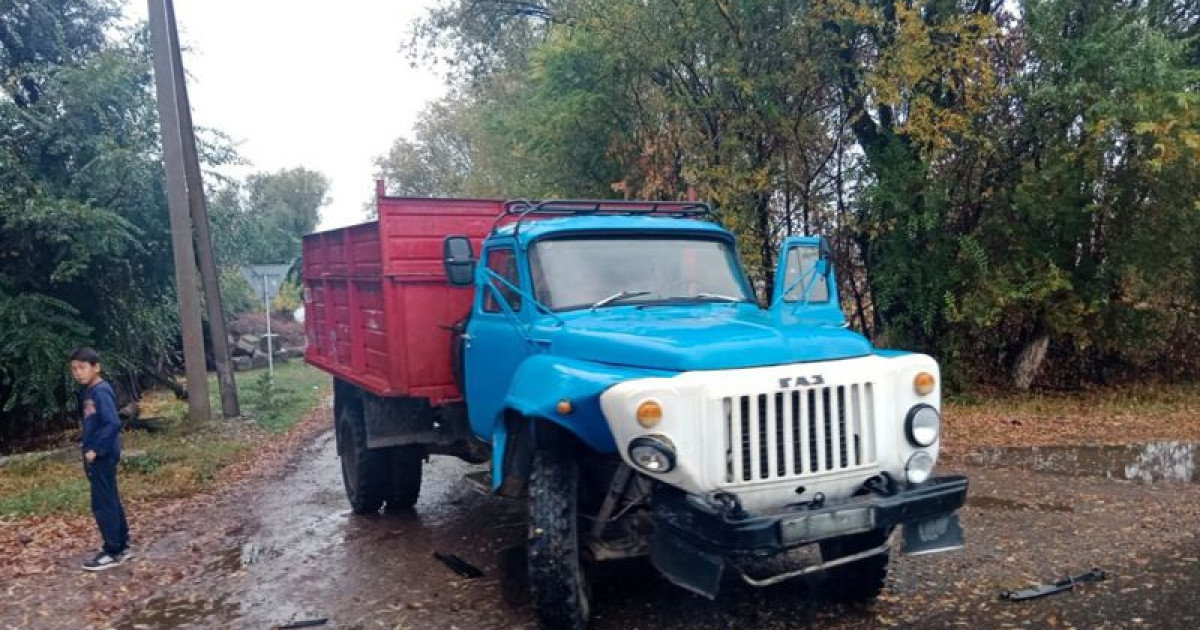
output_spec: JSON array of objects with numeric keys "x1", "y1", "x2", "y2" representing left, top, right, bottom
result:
[
  {"x1": 650, "y1": 527, "x2": 725, "y2": 600},
  {"x1": 903, "y1": 512, "x2": 965, "y2": 556}
]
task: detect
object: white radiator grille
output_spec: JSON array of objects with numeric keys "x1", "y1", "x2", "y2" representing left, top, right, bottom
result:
[{"x1": 723, "y1": 383, "x2": 876, "y2": 483}]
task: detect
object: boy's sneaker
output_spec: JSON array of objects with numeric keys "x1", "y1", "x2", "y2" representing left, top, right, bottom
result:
[{"x1": 82, "y1": 551, "x2": 124, "y2": 571}]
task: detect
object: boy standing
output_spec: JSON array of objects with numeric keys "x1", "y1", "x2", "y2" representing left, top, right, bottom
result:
[{"x1": 69, "y1": 348, "x2": 130, "y2": 571}]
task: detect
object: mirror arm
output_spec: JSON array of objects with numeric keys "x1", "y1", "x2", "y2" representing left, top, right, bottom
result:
[{"x1": 483, "y1": 269, "x2": 562, "y2": 324}]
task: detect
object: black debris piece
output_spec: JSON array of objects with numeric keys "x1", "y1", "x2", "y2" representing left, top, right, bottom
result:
[
  {"x1": 434, "y1": 551, "x2": 485, "y2": 579},
  {"x1": 275, "y1": 618, "x2": 328, "y2": 629},
  {"x1": 1000, "y1": 568, "x2": 1108, "y2": 602}
]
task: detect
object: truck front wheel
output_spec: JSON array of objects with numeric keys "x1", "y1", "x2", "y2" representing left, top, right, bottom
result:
[
  {"x1": 337, "y1": 396, "x2": 386, "y2": 514},
  {"x1": 527, "y1": 450, "x2": 591, "y2": 630},
  {"x1": 818, "y1": 527, "x2": 892, "y2": 603}
]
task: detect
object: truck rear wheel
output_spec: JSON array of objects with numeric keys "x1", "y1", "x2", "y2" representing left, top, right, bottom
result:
[
  {"x1": 337, "y1": 395, "x2": 386, "y2": 514},
  {"x1": 527, "y1": 451, "x2": 591, "y2": 630},
  {"x1": 818, "y1": 527, "x2": 892, "y2": 603},
  {"x1": 385, "y1": 445, "x2": 424, "y2": 510}
]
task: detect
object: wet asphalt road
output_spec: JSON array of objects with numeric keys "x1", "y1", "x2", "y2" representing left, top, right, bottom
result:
[{"x1": 114, "y1": 433, "x2": 1200, "y2": 630}]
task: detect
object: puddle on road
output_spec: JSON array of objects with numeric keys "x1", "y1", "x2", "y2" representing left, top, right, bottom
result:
[
  {"x1": 967, "y1": 495, "x2": 1074, "y2": 512},
  {"x1": 965, "y1": 441, "x2": 1198, "y2": 483},
  {"x1": 205, "y1": 542, "x2": 283, "y2": 573}
]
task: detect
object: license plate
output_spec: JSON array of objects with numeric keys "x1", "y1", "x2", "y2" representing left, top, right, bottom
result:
[
  {"x1": 903, "y1": 513, "x2": 964, "y2": 555},
  {"x1": 780, "y1": 507, "x2": 875, "y2": 544}
]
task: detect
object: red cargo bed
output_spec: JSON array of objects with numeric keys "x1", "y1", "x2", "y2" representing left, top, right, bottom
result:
[{"x1": 303, "y1": 185, "x2": 501, "y2": 403}]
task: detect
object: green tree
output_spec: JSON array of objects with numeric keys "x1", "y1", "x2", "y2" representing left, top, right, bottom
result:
[
  {"x1": 374, "y1": 97, "x2": 489, "y2": 197},
  {"x1": 407, "y1": 0, "x2": 1200, "y2": 388},
  {"x1": 0, "y1": 0, "x2": 186, "y2": 434},
  {"x1": 948, "y1": 0, "x2": 1200, "y2": 386},
  {"x1": 242, "y1": 167, "x2": 330, "y2": 264},
  {"x1": 408, "y1": 0, "x2": 849, "y2": 291}
]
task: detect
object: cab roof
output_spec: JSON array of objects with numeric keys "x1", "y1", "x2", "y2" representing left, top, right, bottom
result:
[{"x1": 491, "y1": 215, "x2": 734, "y2": 245}]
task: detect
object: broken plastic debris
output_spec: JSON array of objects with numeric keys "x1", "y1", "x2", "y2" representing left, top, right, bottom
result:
[
  {"x1": 1000, "y1": 568, "x2": 1107, "y2": 601},
  {"x1": 433, "y1": 551, "x2": 485, "y2": 579}
]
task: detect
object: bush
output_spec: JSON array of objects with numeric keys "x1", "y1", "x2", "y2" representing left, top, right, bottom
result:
[
  {"x1": 273, "y1": 278, "x2": 302, "y2": 314},
  {"x1": 220, "y1": 267, "x2": 258, "y2": 316}
]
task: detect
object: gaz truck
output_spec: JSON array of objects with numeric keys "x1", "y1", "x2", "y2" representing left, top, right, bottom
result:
[{"x1": 303, "y1": 182, "x2": 967, "y2": 630}]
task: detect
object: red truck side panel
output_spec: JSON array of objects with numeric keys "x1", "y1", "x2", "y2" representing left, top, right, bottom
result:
[{"x1": 304, "y1": 191, "x2": 501, "y2": 404}]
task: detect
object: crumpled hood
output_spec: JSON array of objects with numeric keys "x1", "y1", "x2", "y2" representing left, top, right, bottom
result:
[{"x1": 543, "y1": 305, "x2": 872, "y2": 371}]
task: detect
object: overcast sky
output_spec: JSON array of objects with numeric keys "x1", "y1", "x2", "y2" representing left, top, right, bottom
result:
[{"x1": 121, "y1": 0, "x2": 446, "y2": 229}]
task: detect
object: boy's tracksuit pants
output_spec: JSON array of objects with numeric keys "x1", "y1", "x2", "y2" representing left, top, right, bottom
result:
[{"x1": 86, "y1": 456, "x2": 129, "y2": 555}]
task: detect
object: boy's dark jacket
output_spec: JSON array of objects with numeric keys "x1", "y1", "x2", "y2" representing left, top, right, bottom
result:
[{"x1": 80, "y1": 380, "x2": 121, "y2": 459}]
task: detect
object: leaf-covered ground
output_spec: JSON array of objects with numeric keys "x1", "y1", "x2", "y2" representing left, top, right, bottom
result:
[
  {"x1": 943, "y1": 382, "x2": 1200, "y2": 452},
  {"x1": 1, "y1": 380, "x2": 1198, "y2": 629},
  {"x1": 0, "y1": 402, "x2": 333, "y2": 629}
]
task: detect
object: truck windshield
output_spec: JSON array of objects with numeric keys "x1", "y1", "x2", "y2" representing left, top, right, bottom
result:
[{"x1": 529, "y1": 236, "x2": 751, "y2": 311}]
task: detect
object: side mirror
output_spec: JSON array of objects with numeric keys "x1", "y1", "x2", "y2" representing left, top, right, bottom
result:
[{"x1": 443, "y1": 236, "x2": 476, "y2": 287}]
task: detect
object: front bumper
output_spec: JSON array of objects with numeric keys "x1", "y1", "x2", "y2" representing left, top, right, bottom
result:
[{"x1": 649, "y1": 474, "x2": 968, "y2": 598}]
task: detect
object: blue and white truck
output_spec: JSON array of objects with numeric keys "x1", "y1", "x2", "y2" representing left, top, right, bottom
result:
[{"x1": 305, "y1": 194, "x2": 967, "y2": 630}]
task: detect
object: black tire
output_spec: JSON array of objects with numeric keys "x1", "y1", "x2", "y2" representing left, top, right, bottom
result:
[
  {"x1": 336, "y1": 394, "x2": 387, "y2": 514},
  {"x1": 385, "y1": 444, "x2": 424, "y2": 510},
  {"x1": 818, "y1": 527, "x2": 892, "y2": 603},
  {"x1": 527, "y1": 451, "x2": 591, "y2": 630}
]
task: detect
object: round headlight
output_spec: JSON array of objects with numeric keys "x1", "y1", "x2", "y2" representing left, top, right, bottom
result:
[
  {"x1": 906, "y1": 451, "x2": 935, "y2": 484},
  {"x1": 905, "y1": 404, "x2": 942, "y2": 447},
  {"x1": 636, "y1": 400, "x2": 664, "y2": 428},
  {"x1": 628, "y1": 435, "x2": 676, "y2": 473}
]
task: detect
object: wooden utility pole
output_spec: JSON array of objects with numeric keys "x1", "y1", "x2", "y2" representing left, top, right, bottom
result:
[
  {"x1": 164, "y1": 0, "x2": 240, "y2": 417},
  {"x1": 148, "y1": 0, "x2": 210, "y2": 422}
]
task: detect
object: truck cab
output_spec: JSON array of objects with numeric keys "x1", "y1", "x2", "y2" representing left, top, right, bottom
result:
[{"x1": 306, "y1": 194, "x2": 967, "y2": 630}]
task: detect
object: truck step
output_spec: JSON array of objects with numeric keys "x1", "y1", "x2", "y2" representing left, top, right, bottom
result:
[{"x1": 462, "y1": 470, "x2": 492, "y2": 496}]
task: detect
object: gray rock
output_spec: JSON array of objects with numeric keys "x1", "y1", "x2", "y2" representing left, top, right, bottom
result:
[
  {"x1": 233, "y1": 339, "x2": 257, "y2": 357},
  {"x1": 258, "y1": 333, "x2": 281, "y2": 354},
  {"x1": 232, "y1": 356, "x2": 253, "y2": 372}
]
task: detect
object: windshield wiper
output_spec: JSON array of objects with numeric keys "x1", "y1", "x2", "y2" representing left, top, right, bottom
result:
[
  {"x1": 590, "y1": 290, "x2": 653, "y2": 311},
  {"x1": 692, "y1": 292, "x2": 744, "y2": 302},
  {"x1": 655, "y1": 292, "x2": 745, "y2": 304}
]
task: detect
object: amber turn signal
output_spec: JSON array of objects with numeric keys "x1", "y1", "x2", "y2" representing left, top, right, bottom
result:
[
  {"x1": 636, "y1": 400, "x2": 663, "y2": 428},
  {"x1": 913, "y1": 372, "x2": 936, "y2": 396},
  {"x1": 556, "y1": 399, "x2": 574, "y2": 415}
]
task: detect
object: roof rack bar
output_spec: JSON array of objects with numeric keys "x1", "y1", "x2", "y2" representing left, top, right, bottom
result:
[
  {"x1": 497, "y1": 198, "x2": 713, "y2": 236},
  {"x1": 504, "y1": 199, "x2": 710, "y2": 215}
]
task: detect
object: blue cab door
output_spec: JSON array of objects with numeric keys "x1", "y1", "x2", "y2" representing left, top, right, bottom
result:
[{"x1": 464, "y1": 241, "x2": 532, "y2": 441}]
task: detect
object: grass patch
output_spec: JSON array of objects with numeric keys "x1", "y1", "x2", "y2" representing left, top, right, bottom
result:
[
  {"x1": 0, "y1": 362, "x2": 330, "y2": 518},
  {"x1": 0, "y1": 476, "x2": 88, "y2": 516},
  {"x1": 217, "y1": 361, "x2": 330, "y2": 432}
]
